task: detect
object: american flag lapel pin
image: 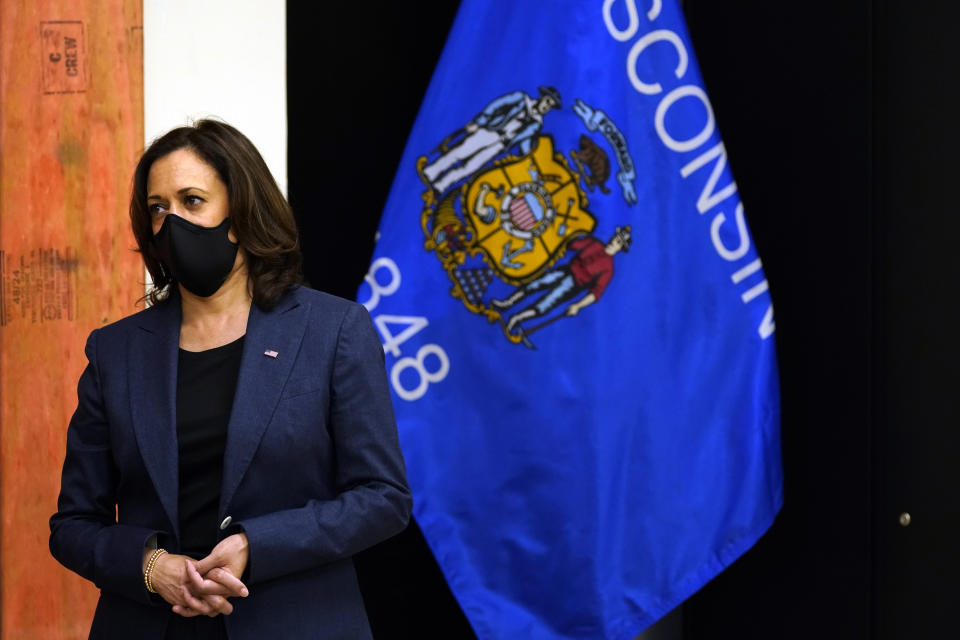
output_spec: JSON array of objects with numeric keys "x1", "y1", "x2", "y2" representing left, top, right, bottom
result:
[{"x1": 264, "y1": 349, "x2": 279, "y2": 359}]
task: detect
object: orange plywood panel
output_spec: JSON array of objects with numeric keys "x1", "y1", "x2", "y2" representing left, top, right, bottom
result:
[{"x1": 0, "y1": 1, "x2": 143, "y2": 638}]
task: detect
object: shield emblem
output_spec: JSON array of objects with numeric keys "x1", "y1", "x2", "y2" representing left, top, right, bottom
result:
[{"x1": 464, "y1": 136, "x2": 596, "y2": 283}]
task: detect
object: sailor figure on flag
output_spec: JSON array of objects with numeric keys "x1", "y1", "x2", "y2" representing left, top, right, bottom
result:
[{"x1": 422, "y1": 86, "x2": 561, "y2": 194}]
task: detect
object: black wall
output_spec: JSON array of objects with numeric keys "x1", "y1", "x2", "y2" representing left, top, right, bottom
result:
[
  {"x1": 869, "y1": 2, "x2": 960, "y2": 637},
  {"x1": 682, "y1": 2, "x2": 960, "y2": 637},
  {"x1": 681, "y1": 3, "x2": 875, "y2": 636},
  {"x1": 287, "y1": 2, "x2": 960, "y2": 638},
  {"x1": 287, "y1": 3, "x2": 474, "y2": 637}
]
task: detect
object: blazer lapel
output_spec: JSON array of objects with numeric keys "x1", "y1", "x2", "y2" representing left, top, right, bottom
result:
[
  {"x1": 129, "y1": 297, "x2": 181, "y2": 539},
  {"x1": 219, "y1": 293, "x2": 310, "y2": 516}
]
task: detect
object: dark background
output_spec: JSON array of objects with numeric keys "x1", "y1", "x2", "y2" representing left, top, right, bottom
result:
[{"x1": 287, "y1": 2, "x2": 960, "y2": 638}]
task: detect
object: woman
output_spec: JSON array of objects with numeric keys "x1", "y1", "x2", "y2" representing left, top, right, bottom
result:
[{"x1": 50, "y1": 120, "x2": 412, "y2": 639}]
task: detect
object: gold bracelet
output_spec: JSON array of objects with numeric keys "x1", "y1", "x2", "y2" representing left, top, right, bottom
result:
[{"x1": 144, "y1": 548, "x2": 167, "y2": 594}]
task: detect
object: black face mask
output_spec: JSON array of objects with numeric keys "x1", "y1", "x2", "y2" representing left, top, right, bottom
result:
[{"x1": 153, "y1": 215, "x2": 239, "y2": 297}]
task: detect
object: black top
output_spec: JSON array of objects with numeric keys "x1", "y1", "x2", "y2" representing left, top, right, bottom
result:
[{"x1": 176, "y1": 336, "x2": 244, "y2": 559}]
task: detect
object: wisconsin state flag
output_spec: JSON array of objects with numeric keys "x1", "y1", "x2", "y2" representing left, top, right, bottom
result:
[{"x1": 359, "y1": 1, "x2": 783, "y2": 637}]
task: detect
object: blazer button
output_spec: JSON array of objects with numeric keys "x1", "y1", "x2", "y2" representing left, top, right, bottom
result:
[{"x1": 219, "y1": 516, "x2": 232, "y2": 530}]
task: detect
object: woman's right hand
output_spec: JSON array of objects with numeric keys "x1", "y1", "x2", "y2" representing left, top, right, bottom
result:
[{"x1": 145, "y1": 551, "x2": 237, "y2": 617}]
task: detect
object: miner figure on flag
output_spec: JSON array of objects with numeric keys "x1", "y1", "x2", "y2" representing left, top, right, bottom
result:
[
  {"x1": 422, "y1": 86, "x2": 561, "y2": 194},
  {"x1": 492, "y1": 225, "x2": 632, "y2": 334}
]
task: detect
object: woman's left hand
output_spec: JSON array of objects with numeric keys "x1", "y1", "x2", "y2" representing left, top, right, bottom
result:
[
  {"x1": 195, "y1": 533, "x2": 249, "y2": 590},
  {"x1": 171, "y1": 534, "x2": 250, "y2": 617}
]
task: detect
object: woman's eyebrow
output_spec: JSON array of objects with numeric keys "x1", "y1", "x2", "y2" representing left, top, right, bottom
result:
[{"x1": 147, "y1": 187, "x2": 210, "y2": 200}]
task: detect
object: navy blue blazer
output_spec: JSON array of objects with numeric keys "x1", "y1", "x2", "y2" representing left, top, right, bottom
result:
[{"x1": 50, "y1": 286, "x2": 412, "y2": 639}]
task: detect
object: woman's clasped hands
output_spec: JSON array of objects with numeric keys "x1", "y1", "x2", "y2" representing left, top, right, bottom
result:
[{"x1": 144, "y1": 533, "x2": 250, "y2": 617}]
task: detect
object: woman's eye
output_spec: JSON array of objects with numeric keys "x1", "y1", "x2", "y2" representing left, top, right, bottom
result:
[
  {"x1": 184, "y1": 195, "x2": 204, "y2": 207},
  {"x1": 148, "y1": 203, "x2": 166, "y2": 215}
]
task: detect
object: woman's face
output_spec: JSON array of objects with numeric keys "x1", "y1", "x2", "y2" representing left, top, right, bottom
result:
[{"x1": 147, "y1": 148, "x2": 235, "y2": 241}]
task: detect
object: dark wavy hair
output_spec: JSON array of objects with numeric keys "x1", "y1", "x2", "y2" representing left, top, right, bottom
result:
[{"x1": 130, "y1": 119, "x2": 302, "y2": 309}]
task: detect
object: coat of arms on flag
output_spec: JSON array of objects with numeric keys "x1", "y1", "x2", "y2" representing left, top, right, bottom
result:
[{"x1": 417, "y1": 87, "x2": 637, "y2": 348}]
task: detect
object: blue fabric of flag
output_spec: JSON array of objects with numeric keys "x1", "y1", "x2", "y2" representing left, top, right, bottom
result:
[{"x1": 358, "y1": 1, "x2": 782, "y2": 638}]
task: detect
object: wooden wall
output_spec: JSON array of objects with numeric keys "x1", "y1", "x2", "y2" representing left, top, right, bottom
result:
[{"x1": 0, "y1": 1, "x2": 143, "y2": 637}]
